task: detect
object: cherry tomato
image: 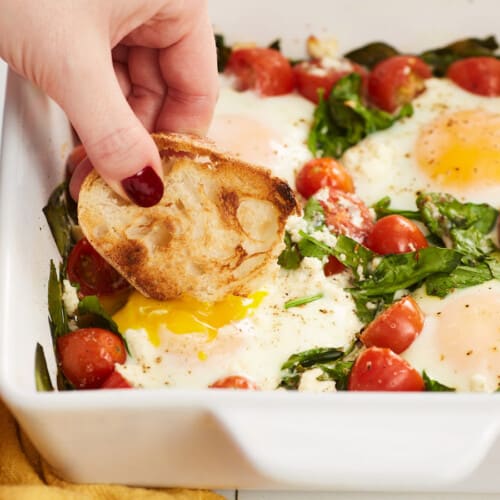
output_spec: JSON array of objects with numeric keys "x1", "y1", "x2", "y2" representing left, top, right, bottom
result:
[
  {"x1": 368, "y1": 55, "x2": 431, "y2": 112},
  {"x1": 67, "y1": 238, "x2": 130, "y2": 297},
  {"x1": 323, "y1": 255, "x2": 346, "y2": 276},
  {"x1": 100, "y1": 370, "x2": 133, "y2": 389},
  {"x1": 364, "y1": 215, "x2": 428, "y2": 255},
  {"x1": 295, "y1": 158, "x2": 354, "y2": 199},
  {"x1": 57, "y1": 328, "x2": 127, "y2": 389},
  {"x1": 66, "y1": 144, "x2": 87, "y2": 177},
  {"x1": 293, "y1": 59, "x2": 367, "y2": 103},
  {"x1": 224, "y1": 47, "x2": 295, "y2": 96},
  {"x1": 209, "y1": 376, "x2": 258, "y2": 390},
  {"x1": 359, "y1": 296, "x2": 425, "y2": 354},
  {"x1": 321, "y1": 189, "x2": 375, "y2": 242},
  {"x1": 348, "y1": 347, "x2": 424, "y2": 391},
  {"x1": 447, "y1": 57, "x2": 500, "y2": 96}
]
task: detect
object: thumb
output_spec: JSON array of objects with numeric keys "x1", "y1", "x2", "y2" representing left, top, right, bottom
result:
[{"x1": 57, "y1": 51, "x2": 164, "y2": 208}]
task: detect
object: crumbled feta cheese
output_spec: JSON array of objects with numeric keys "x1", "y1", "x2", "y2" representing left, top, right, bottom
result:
[
  {"x1": 298, "y1": 368, "x2": 337, "y2": 393},
  {"x1": 62, "y1": 280, "x2": 80, "y2": 316},
  {"x1": 285, "y1": 215, "x2": 308, "y2": 243}
]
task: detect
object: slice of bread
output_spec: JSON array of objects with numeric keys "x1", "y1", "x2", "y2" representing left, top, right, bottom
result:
[{"x1": 78, "y1": 132, "x2": 299, "y2": 302}]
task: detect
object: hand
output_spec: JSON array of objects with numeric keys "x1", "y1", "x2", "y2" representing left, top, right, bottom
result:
[{"x1": 0, "y1": 0, "x2": 219, "y2": 206}]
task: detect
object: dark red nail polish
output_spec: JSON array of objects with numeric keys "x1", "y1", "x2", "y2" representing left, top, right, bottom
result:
[{"x1": 121, "y1": 166, "x2": 164, "y2": 207}]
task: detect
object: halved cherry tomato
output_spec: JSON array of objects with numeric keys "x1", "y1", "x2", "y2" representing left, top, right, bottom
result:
[
  {"x1": 295, "y1": 158, "x2": 354, "y2": 199},
  {"x1": 66, "y1": 144, "x2": 87, "y2": 177},
  {"x1": 368, "y1": 55, "x2": 431, "y2": 112},
  {"x1": 209, "y1": 376, "x2": 258, "y2": 390},
  {"x1": 67, "y1": 238, "x2": 130, "y2": 297},
  {"x1": 348, "y1": 347, "x2": 424, "y2": 391},
  {"x1": 293, "y1": 59, "x2": 367, "y2": 103},
  {"x1": 321, "y1": 189, "x2": 375, "y2": 242},
  {"x1": 100, "y1": 370, "x2": 133, "y2": 389},
  {"x1": 57, "y1": 328, "x2": 127, "y2": 389},
  {"x1": 323, "y1": 255, "x2": 346, "y2": 276},
  {"x1": 447, "y1": 57, "x2": 500, "y2": 96},
  {"x1": 359, "y1": 296, "x2": 425, "y2": 354},
  {"x1": 364, "y1": 215, "x2": 428, "y2": 255},
  {"x1": 224, "y1": 47, "x2": 295, "y2": 96}
]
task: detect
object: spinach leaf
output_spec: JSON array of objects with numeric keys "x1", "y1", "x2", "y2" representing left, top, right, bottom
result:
[
  {"x1": 297, "y1": 231, "x2": 334, "y2": 260},
  {"x1": 43, "y1": 182, "x2": 76, "y2": 259},
  {"x1": 372, "y1": 196, "x2": 421, "y2": 221},
  {"x1": 77, "y1": 295, "x2": 120, "y2": 334},
  {"x1": 215, "y1": 33, "x2": 232, "y2": 72},
  {"x1": 303, "y1": 197, "x2": 326, "y2": 228},
  {"x1": 48, "y1": 261, "x2": 69, "y2": 339},
  {"x1": 317, "y1": 360, "x2": 354, "y2": 391},
  {"x1": 344, "y1": 41, "x2": 399, "y2": 69},
  {"x1": 308, "y1": 73, "x2": 413, "y2": 159},
  {"x1": 277, "y1": 232, "x2": 302, "y2": 270},
  {"x1": 486, "y1": 252, "x2": 500, "y2": 279},
  {"x1": 331, "y1": 234, "x2": 375, "y2": 280},
  {"x1": 420, "y1": 36, "x2": 499, "y2": 76},
  {"x1": 423, "y1": 371, "x2": 455, "y2": 392},
  {"x1": 35, "y1": 343, "x2": 54, "y2": 392}
]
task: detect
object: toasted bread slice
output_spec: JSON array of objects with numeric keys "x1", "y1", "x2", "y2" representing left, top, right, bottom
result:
[{"x1": 78, "y1": 133, "x2": 299, "y2": 302}]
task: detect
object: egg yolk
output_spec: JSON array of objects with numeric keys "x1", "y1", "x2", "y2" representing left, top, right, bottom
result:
[
  {"x1": 112, "y1": 290, "x2": 267, "y2": 346},
  {"x1": 416, "y1": 109, "x2": 500, "y2": 188}
]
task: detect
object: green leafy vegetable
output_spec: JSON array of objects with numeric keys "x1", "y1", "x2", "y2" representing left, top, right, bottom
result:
[
  {"x1": 48, "y1": 261, "x2": 69, "y2": 339},
  {"x1": 486, "y1": 252, "x2": 500, "y2": 279},
  {"x1": 43, "y1": 182, "x2": 76, "y2": 259},
  {"x1": 420, "y1": 36, "x2": 499, "y2": 76},
  {"x1": 215, "y1": 33, "x2": 232, "y2": 72},
  {"x1": 268, "y1": 38, "x2": 281, "y2": 51},
  {"x1": 76, "y1": 296, "x2": 120, "y2": 334},
  {"x1": 344, "y1": 41, "x2": 399, "y2": 69},
  {"x1": 303, "y1": 197, "x2": 326, "y2": 228},
  {"x1": 35, "y1": 343, "x2": 54, "y2": 392},
  {"x1": 277, "y1": 232, "x2": 302, "y2": 270},
  {"x1": 308, "y1": 74, "x2": 413, "y2": 159},
  {"x1": 423, "y1": 371, "x2": 455, "y2": 392},
  {"x1": 372, "y1": 196, "x2": 421, "y2": 221},
  {"x1": 284, "y1": 293, "x2": 323, "y2": 309}
]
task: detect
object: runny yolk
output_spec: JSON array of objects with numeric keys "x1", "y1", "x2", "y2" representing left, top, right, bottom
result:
[
  {"x1": 112, "y1": 290, "x2": 267, "y2": 346},
  {"x1": 416, "y1": 109, "x2": 500, "y2": 188}
]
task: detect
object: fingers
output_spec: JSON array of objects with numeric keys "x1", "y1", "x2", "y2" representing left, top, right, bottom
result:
[
  {"x1": 156, "y1": 14, "x2": 219, "y2": 135},
  {"x1": 57, "y1": 48, "x2": 164, "y2": 207}
]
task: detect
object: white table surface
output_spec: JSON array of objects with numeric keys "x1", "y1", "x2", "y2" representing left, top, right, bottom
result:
[{"x1": 0, "y1": 60, "x2": 498, "y2": 500}]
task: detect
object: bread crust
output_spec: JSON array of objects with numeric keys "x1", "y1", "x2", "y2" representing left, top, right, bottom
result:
[{"x1": 78, "y1": 132, "x2": 299, "y2": 301}]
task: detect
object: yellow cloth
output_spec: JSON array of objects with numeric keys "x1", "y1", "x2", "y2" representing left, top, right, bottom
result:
[{"x1": 0, "y1": 399, "x2": 223, "y2": 500}]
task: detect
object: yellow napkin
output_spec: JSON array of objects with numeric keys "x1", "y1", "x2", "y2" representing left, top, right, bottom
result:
[{"x1": 0, "y1": 399, "x2": 223, "y2": 500}]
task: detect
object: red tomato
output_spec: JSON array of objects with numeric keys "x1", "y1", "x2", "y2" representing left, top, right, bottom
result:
[
  {"x1": 359, "y1": 296, "x2": 425, "y2": 354},
  {"x1": 368, "y1": 55, "x2": 432, "y2": 112},
  {"x1": 209, "y1": 376, "x2": 258, "y2": 390},
  {"x1": 67, "y1": 238, "x2": 130, "y2": 297},
  {"x1": 447, "y1": 57, "x2": 500, "y2": 96},
  {"x1": 293, "y1": 59, "x2": 367, "y2": 103},
  {"x1": 323, "y1": 255, "x2": 346, "y2": 276},
  {"x1": 348, "y1": 347, "x2": 424, "y2": 391},
  {"x1": 295, "y1": 158, "x2": 354, "y2": 199},
  {"x1": 57, "y1": 328, "x2": 127, "y2": 389},
  {"x1": 364, "y1": 215, "x2": 428, "y2": 255},
  {"x1": 100, "y1": 370, "x2": 133, "y2": 389},
  {"x1": 224, "y1": 47, "x2": 295, "y2": 96},
  {"x1": 321, "y1": 189, "x2": 375, "y2": 242},
  {"x1": 66, "y1": 144, "x2": 87, "y2": 177}
]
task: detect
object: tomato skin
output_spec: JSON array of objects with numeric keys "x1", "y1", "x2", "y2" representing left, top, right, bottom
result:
[
  {"x1": 359, "y1": 296, "x2": 425, "y2": 354},
  {"x1": 348, "y1": 347, "x2": 424, "y2": 391},
  {"x1": 100, "y1": 370, "x2": 133, "y2": 389},
  {"x1": 364, "y1": 215, "x2": 428, "y2": 255},
  {"x1": 293, "y1": 59, "x2": 367, "y2": 103},
  {"x1": 447, "y1": 57, "x2": 500, "y2": 96},
  {"x1": 67, "y1": 238, "x2": 130, "y2": 297},
  {"x1": 295, "y1": 158, "x2": 354, "y2": 199},
  {"x1": 66, "y1": 144, "x2": 87, "y2": 177},
  {"x1": 209, "y1": 376, "x2": 258, "y2": 390},
  {"x1": 321, "y1": 189, "x2": 375, "y2": 242},
  {"x1": 323, "y1": 255, "x2": 346, "y2": 276},
  {"x1": 368, "y1": 56, "x2": 431, "y2": 112},
  {"x1": 224, "y1": 47, "x2": 295, "y2": 96},
  {"x1": 57, "y1": 328, "x2": 127, "y2": 389}
]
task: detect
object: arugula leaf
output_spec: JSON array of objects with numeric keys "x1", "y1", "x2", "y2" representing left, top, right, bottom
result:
[
  {"x1": 48, "y1": 261, "x2": 69, "y2": 338},
  {"x1": 344, "y1": 41, "x2": 399, "y2": 69},
  {"x1": 420, "y1": 36, "x2": 499, "y2": 76},
  {"x1": 372, "y1": 196, "x2": 421, "y2": 221},
  {"x1": 35, "y1": 343, "x2": 54, "y2": 392},
  {"x1": 43, "y1": 182, "x2": 76, "y2": 259},
  {"x1": 425, "y1": 263, "x2": 493, "y2": 298},
  {"x1": 423, "y1": 371, "x2": 455, "y2": 392},
  {"x1": 215, "y1": 33, "x2": 232, "y2": 72},
  {"x1": 308, "y1": 73, "x2": 413, "y2": 159},
  {"x1": 278, "y1": 232, "x2": 302, "y2": 270}
]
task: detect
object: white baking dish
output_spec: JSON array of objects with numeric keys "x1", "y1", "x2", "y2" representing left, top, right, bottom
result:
[{"x1": 0, "y1": 0, "x2": 499, "y2": 492}]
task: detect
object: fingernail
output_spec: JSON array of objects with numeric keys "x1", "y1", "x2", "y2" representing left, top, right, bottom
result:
[{"x1": 121, "y1": 166, "x2": 164, "y2": 207}]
